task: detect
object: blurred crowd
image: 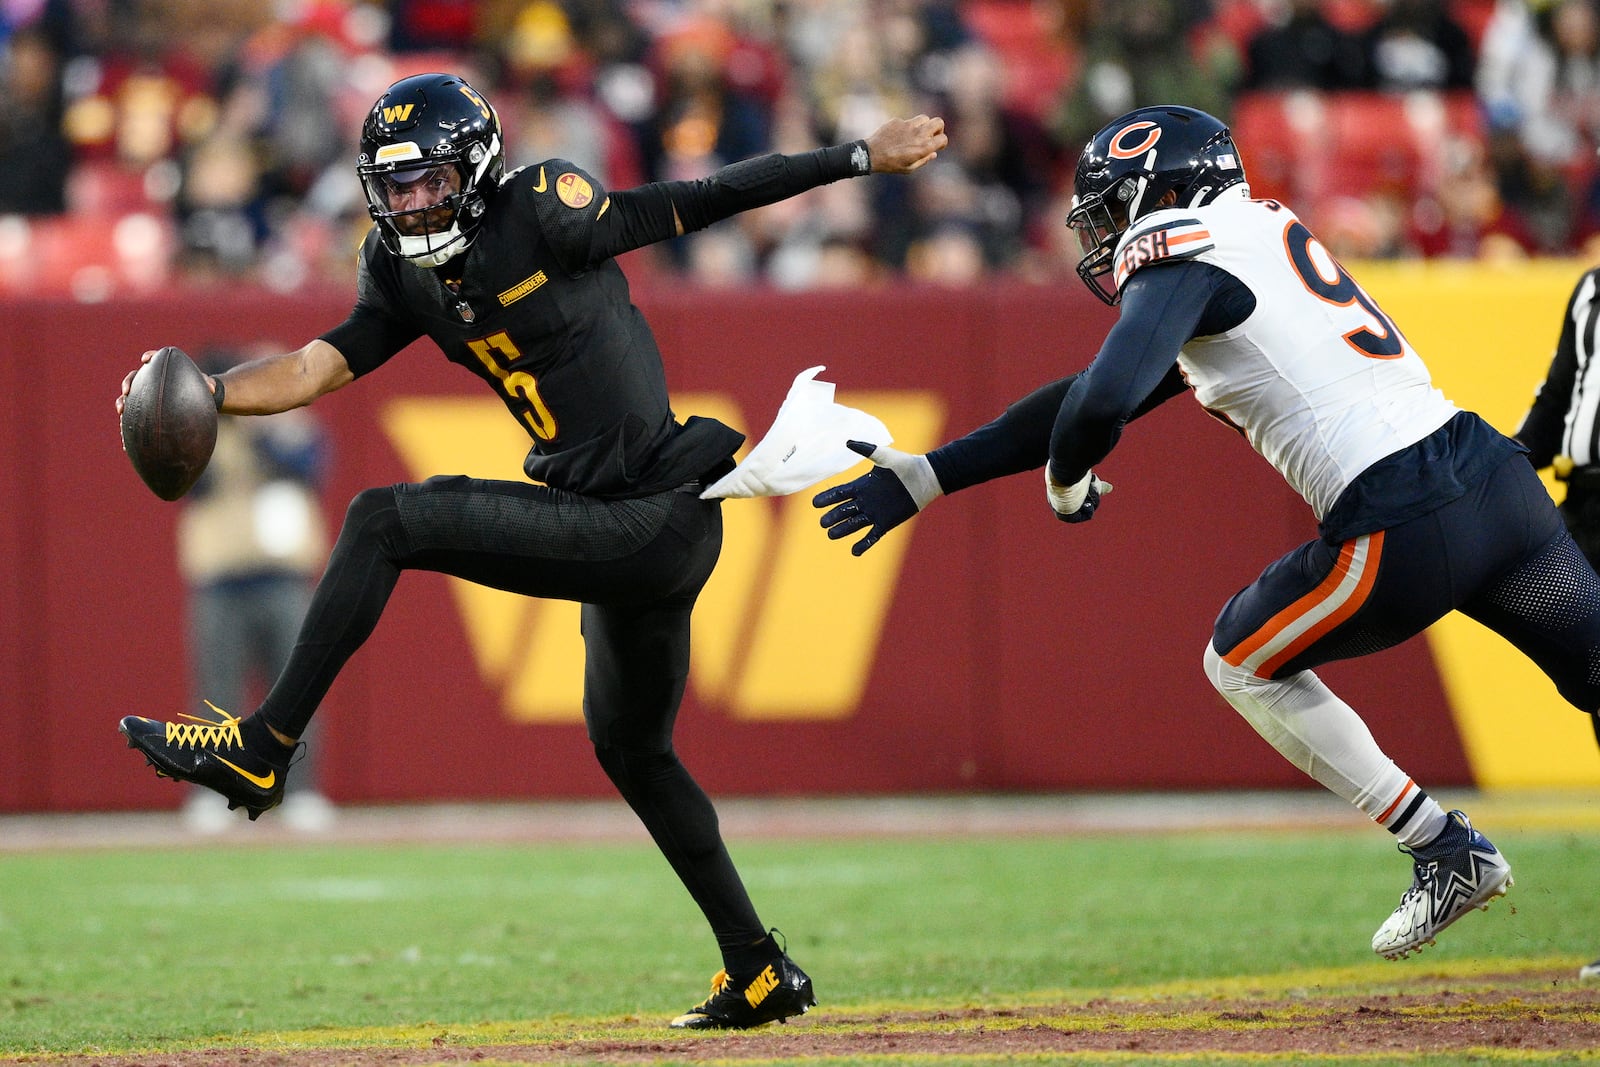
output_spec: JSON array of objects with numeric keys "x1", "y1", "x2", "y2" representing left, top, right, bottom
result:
[{"x1": 3, "y1": 0, "x2": 1600, "y2": 298}]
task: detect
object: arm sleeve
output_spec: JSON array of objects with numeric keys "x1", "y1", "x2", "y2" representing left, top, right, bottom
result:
[
  {"x1": 316, "y1": 252, "x2": 422, "y2": 377},
  {"x1": 1047, "y1": 260, "x2": 1230, "y2": 485},
  {"x1": 1516, "y1": 271, "x2": 1591, "y2": 469},
  {"x1": 561, "y1": 144, "x2": 869, "y2": 268},
  {"x1": 664, "y1": 142, "x2": 867, "y2": 233},
  {"x1": 926, "y1": 362, "x2": 1186, "y2": 495},
  {"x1": 927, "y1": 375, "x2": 1080, "y2": 493}
]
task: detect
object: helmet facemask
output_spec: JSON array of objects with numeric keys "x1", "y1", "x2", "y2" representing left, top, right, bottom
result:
[
  {"x1": 1067, "y1": 175, "x2": 1141, "y2": 306},
  {"x1": 360, "y1": 138, "x2": 499, "y2": 267}
]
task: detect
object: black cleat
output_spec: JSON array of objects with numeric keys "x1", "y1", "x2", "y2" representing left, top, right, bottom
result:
[
  {"x1": 119, "y1": 702, "x2": 294, "y2": 821},
  {"x1": 669, "y1": 946, "x2": 816, "y2": 1030}
]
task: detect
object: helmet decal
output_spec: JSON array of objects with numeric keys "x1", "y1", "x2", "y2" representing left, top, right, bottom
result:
[{"x1": 1109, "y1": 122, "x2": 1162, "y2": 159}]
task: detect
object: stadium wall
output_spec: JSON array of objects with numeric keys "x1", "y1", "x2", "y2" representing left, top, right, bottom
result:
[{"x1": 3, "y1": 262, "x2": 1595, "y2": 813}]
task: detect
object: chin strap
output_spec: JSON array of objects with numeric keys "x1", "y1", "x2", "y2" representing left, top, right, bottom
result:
[{"x1": 395, "y1": 224, "x2": 470, "y2": 266}]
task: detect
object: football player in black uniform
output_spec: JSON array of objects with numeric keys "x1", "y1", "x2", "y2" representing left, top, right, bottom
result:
[
  {"x1": 116, "y1": 71, "x2": 947, "y2": 1029},
  {"x1": 1514, "y1": 264, "x2": 1600, "y2": 981}
]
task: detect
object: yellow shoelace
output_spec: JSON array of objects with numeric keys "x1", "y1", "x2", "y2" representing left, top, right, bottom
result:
[
  {"x1": 162, "y1": 700, "x2": 243, "y2": 750},
  {"x1": 693, "y1": 969, "x2": 731, "y2": 1009}
]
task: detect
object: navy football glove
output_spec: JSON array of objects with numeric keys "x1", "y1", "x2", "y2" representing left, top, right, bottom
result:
[{"x1": 813, "y1": 440, "x2": 942, "y2": 556}]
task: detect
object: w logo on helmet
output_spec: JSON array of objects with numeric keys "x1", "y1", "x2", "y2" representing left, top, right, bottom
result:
[
  {"x1": 381, "y1": 103, "x2": 415, "y2": 125},
  {"x1": 1110, "y1": 121, "x2": 1162, "y2": 159}
]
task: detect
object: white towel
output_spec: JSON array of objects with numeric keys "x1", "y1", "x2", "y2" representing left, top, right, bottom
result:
[{"x1": 700, "y1": 366, "x2": 890, "y2": 499}]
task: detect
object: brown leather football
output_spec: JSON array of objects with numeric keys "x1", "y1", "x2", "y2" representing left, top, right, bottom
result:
[{"x1": 120, "y1": 346, "x2": 218, "y2": 501}]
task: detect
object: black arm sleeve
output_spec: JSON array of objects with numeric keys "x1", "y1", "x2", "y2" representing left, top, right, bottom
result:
[
  {"x1": 1047, "y1": 260, "x2": 1240, "y2": 485},
  {"x1": 316, "y1": 252, "x2": 422, "y2": 377},
  {"x1": 1516, "y1": 269, "x2": 1595, "y2": 469},
  {"x1": 564, "y1": 143, "x2": 868, "y2": 268},
  {"x1": 927, "y1": 375, "x2": 1079, "y2": 493},
  {"x1": 665, "y1": 142, "x2": 868, "y2": 233}
]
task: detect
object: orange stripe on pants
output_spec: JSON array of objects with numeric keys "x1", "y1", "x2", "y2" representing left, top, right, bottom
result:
[{"x1": 1223, "y1": 531, "x2": 1386, "y2": 677}]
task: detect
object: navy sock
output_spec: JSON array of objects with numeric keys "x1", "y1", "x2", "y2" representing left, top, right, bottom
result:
[{"x1": 1414, "y1": 811, "x2": 1468, "y2": 861}]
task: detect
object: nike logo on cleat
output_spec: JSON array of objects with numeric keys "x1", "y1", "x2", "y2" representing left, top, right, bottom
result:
[
  {"x1": 213, "y1": 755, "x2": 276, "y2": 790},
  {"x1": 744, "y1": 965, "x2": 779, "y2": 1008}
]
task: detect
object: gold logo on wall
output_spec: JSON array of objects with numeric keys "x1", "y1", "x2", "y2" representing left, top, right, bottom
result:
[{"x1": 381, "y1": 391, "x2": 945, "y2": 723}]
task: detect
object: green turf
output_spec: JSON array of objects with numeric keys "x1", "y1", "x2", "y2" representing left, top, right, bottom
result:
[{"x1": 0, "y1": 822, "x2": 1594, "y2": 1055}]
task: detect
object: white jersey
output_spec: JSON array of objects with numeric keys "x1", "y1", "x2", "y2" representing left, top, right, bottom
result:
[{"x1": 1113, "y1": 192, "x2": 1458, "y2": 519}]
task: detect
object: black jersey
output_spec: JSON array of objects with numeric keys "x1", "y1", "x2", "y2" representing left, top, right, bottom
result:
[
  {"x1": 321, "y1": 161, "x2": 744, "y2": 498},
  {"x1": 1519, "y1": 266, "x2": 1600, "y2": 471}
]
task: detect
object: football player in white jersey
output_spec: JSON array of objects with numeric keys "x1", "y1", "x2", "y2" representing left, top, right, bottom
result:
[{"x1": 815, "y1": 104, "x2": 1600, "y2": 961}]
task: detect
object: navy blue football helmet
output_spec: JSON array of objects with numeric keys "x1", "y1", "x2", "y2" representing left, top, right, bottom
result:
[{"x1": 1067, "y1": 105, "x2": 1246, "y2": 304}]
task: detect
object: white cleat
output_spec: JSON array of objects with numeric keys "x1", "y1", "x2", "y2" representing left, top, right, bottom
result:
[{"x1": 1372, "y1": 810, "x2": 1512, "y2": 961}]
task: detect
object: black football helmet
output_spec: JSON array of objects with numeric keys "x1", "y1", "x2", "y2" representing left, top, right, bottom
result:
[
  {"x1": 357, "y1": 72, "x2": 505, "y2": 267},
  {"x1": 1067, "y1": 105, "x2": 1246, "y2": 305}
]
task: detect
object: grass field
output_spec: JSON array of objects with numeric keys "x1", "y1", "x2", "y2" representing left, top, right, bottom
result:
[{"x1": 2, "y1": 793, "x2": 1599, "y2": 1065}]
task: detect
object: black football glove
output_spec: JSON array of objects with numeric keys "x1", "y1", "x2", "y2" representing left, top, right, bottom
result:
[{"x1": 813, "y1": 440, "x2": 943, "y2": 556}]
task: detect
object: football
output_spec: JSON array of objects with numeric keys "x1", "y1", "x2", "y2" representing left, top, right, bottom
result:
[{"x1": 120, "y1": 345, "x2": 218, "y2": 501}]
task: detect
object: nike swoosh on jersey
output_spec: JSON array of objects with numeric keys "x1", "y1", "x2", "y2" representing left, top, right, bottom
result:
[
  {"x1": 532, "y1": 166, "x2": 547, "y2": 193},
  {"x1": 213, "y1": 754, "x2": 276, "y2": 790}
]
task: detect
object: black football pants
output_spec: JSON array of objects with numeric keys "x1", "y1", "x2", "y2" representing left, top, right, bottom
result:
[{"x1": 255, "y1": 474, "x2": 767, "y2": 953}]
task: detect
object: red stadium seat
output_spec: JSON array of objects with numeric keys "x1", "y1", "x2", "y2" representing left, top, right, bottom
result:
[
  {"x1": 1232, "y1": 90, "x2": 1485, "y2": 227},
  {"x1": 0, "y1": 211, "x2": 176, "y2": 297},
  {"x1": 963, "y1": 0, "x2": 1074, "y2": 118}
]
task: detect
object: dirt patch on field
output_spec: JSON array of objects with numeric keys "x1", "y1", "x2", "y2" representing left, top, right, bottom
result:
[{"x1": 16, "y1": 972, "x2": 1599, "y2": 1066}]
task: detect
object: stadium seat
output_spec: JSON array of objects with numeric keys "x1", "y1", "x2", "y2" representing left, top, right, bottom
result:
[
  {"x1": 1, "y1": 211, "x2": 175, "y2": 297},
  {"x1": 1232, "y1": 89, "x2": 1486, "y2": 227},
  {"x1": 962, "y1": 0, "x2": 1073, "y2": 118}
]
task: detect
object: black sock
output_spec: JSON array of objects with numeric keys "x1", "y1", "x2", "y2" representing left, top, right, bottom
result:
[
  {"x1": 241, "y1": 715, "x2": 295, "y2": 766},
  {"x1": 723, "y1": 932, "x2": 781, "y2": 977}
]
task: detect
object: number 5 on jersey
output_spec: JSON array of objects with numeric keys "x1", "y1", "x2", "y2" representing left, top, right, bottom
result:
[{"x1": 467, "y1": 331, "x2": 558, "y2": 440}]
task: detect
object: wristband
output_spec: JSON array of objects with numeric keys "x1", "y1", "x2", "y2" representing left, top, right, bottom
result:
[
  {"x1": 818, "y1": 140, "x2": 871, "y2": 178},
  {"x1": 211, "y1": 375, "x2": 226, "y2": 412}
]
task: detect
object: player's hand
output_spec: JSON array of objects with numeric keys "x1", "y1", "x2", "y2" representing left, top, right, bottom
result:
[
  {"x1": 1046, "y1": 466, "x2": 1112, "y2": 523},
  {"x1": 814, "y1": 440, "x2": 943, "y2": 556},
  {"x1": 116, "y1": 349, "x2": 160, "y2": 417},
  {"x1": 864, "y1": 116, "x2": 948, "y2": 174}
]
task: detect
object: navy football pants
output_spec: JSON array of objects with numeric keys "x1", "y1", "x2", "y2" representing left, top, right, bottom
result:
[{"x1": 1212, "y1": 454, "x2": 1600, "y2": 714}]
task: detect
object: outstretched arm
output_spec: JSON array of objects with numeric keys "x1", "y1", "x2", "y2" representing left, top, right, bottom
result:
[
  {"x1": 117, "y1": 338, "x2": 353, "y2": 419},
  {"x1": 577, "y1": 117, "x2": 948, "y2": 265},
  {"x1": 666, "y1": 114, "x2": 948, "y2": 235},
  {"x1": 815, "y1": 341, "x2": 1189, "y2": 552},
  {"x1": 814, "y1": 374, "x2": 1087, "y2": 556}
]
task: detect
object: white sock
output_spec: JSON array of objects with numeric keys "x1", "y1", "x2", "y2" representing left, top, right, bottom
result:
[{"x1": 1204, "y1": 642, "x2": 1447, "y2": 848}]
